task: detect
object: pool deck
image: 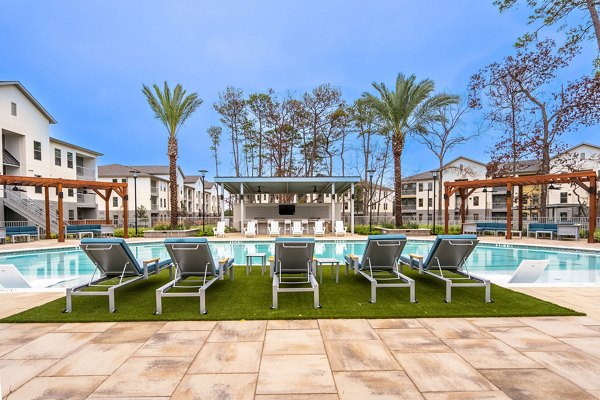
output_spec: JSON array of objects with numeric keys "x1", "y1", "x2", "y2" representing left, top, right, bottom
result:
[{"x1": 0, "y1": 235, "x2": 599, "y2": 399}]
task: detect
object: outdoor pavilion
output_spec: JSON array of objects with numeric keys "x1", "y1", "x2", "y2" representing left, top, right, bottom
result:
[
  {"x1": 444, "y1": 170, "x2": 597, "y2": 243},
  {"x1": 213, "y1": 176, "x2": 361, "y2": 234},
  {"x1": 0, "y1": 175, "x2": 129, "y2": 242}
]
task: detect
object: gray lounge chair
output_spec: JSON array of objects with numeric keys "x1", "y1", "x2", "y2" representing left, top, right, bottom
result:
[
  {"x1": 345, "y1": 234, "x2": 416, "y2": 303},
  {"x1": 155, "y1": 238, "x2": 234, "y2": 314},
  {"x1": 66, "y1": 238, "x2": 173, "y2": 313},
  {"x1": 401, "y1": 234, "x2": 491, "y2": 303},
  {"x1": 272, "y1": 238, "x2": 320, "y2": 309}
]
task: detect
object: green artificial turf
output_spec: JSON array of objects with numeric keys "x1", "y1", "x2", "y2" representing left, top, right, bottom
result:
[{"x1": 3, "y1": 265, "x2": 582, "y2": 322}]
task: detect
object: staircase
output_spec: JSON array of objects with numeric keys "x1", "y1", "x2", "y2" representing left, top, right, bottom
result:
[{"x1": 3, "y1": 190, "x2": 62, "y2": 233}]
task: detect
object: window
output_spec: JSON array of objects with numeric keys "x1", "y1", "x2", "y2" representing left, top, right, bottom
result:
[
  {"x1": 67, "y1": 152, "x2": 73, "y2": 168},
  {"x1": 113, "y1": 215, "x2": 119, "y2": 224},
  {"x1": 473, "y1": 196, "x2": 479, "y2": 206},
  {"x1": 418, "y1": 214, "x2": 423, "y2": 221},
  {"x1": 54, "y1": 148, "x2": 61, "y2": 166},
  {"x1": 11, "y1": 102, "x2": 17, "y2": 116},
  {"x1": 112, "y1": 179, "x2": 117, "y2": 183},
  {"x1": 418, "y1": 183, "x2": 423, "y2": 192},
  {"x1": 34, "y1": 174, "x2": 42, "y2": 194},
  {"x1": 383, "y1": 203, "x2": 388, "y2": 210},
  {"x1": 33, "y1": 141, "x2": 41, "y2": 160},
  {"x1": 67, "y1": 188, "x2": 74, "y2": 197},
  {"x1": 427, "y1": 182, "x2": 432, "y2": 190},
  {"x1": 428, "y1": 198, "x2": 433, "y2": 207},
  {"x1": 122, "y1": 179, "x2": 126, "y2": 183},
  {"x1": 580, "y1": 152, "x2": 586, "y2": 160},
  {"x1": 560, "y1": 192, "x2": 568, "y2": 204},
  {"x1": 263, "y1": 194, "x2": 267, "y2": 201},
  {"x1": 418, "y1": 198, "x2": 423, "y2": 207},
  {"x1": 113, "y1": 197, "x2": 118, "y2": 207},
  {"x1": 68, "y1": 210, "x2": 75, "y2": 220}
]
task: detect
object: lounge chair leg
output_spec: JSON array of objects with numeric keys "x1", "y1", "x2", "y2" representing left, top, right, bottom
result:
[
  {"x1": 200, "y1": 288, "x2": 207, "y2": 314},
  {"x1": 272, "y1": 288, "x2": 278, "y2": 309},
  {"x1": 155, "y1": 290, "x2": 163, "y2": 315},
  {"x1": 485, "y1": 282, "x2": 492, "y2": 303},
  {"x1": 370, "y1": 281, "x2": 377, "y2": 303},
  {"x1": 108, "y1": 288, "x2": 116, "y2": 313},
  {"x1": 64, "y1": 288, "x2": 73, "y2": 313},
  {"x1": 410, "y1": 282, "x2": 416, "y2": 303},
  {"x1": 314, "y1": 282, "x2": 321, "y2": 308},
  {"x1": 445, "y1": 282, "x2": 452, "y2": 303}
]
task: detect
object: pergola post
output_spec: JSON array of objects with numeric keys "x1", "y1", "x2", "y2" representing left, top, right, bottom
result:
[
  {"x1": 57, "y1": 183, "x2": 64, "y2": 243},
  {"x1": 44, "y1": 186, "x2": 51, "y2": 239},
  {"x1": 444, "y1": 188, "x2": 450, "y2": 234},
  {"x1": 331, "y1": 183, "x2": 336, "y2": 232},
  {"x1": 350, "y1": 182, "x2": 355, "y2": 235},
  {"x1": 518, "y1": 185, "x2": 523, "y2": 232},
  {"x1": 122, "y1": 186, "x2": 129, "y2": 238},
  {"x1": 506, "y1": 183, "x2": 513, "y2": 240},
  {"x1": 104, "y1": 189, "x2": 112, "y2": 224},
  {"x1": 589, "y1": 177, "x2": 597, "y2": 244},
  {"x1": 240, "y1": 183, "x2": 244, "y2": 232},
  {"x1": 220, "y1": 183, "x2": 225, "y2": 222},
  {"x1": 459, "y1": 189, "x2": 466, "y2": 230}
]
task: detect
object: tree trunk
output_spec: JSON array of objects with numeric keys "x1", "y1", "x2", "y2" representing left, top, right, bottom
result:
[
  {"x1": 392, "y1": 133, "x2": 404, "y2": 228},
  {"x1": 586, "y1": 0, "x2": 600, "y2": 55},
  {"x1": 168, "y1": 136, "x2": 178, "y2": 229},
  {"x1": 438, "y1": 160, "x2": 443, "y2": 226}
]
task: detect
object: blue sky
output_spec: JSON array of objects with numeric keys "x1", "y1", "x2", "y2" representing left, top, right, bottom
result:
[{"x1": 1, "y1": 1, "x2": 596, "y2": 181}]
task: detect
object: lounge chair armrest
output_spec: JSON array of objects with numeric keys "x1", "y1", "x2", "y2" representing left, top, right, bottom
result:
[
  {"x1": 142, "y1": 257, "x2": 161, "y2": 278},
  {"x1": 408, "y1": 254, "x2": 423, "y2": 260},
  {"x1": 409, "y1": 254, "x2": 424, "y2": 273}
]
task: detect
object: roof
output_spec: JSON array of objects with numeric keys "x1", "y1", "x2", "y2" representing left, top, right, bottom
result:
[
  {"x1": 50, "y1": 137, "x2": 103, "y2": 156},
  {"x1": 403, "y1": 156, "x2": 486, "y2": 182},
  {"x1": 128, "y1": 165, "x2": 186, "y2": 178},
  {"x1": 494, "y1": 160, "x2": 541, "y2": 175},
  {"x1": 551, "y1": 142, "x2": 600, "y2": 159},
  {"x1": 98, "y1": 164, "x2": 167, "y2": 181},
  {"x1": 214, "y1": 176, "x2": 361, "y2": 195},
  {"x1": 0, "y1": 81, "x2": 57, "y2": 124},
  {"x1": 3, "y1": 149, "x2": 20, "y2": 167}
]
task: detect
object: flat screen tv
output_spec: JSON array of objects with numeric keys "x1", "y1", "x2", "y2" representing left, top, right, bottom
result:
[{"x1": 279, "y1": 204, "x2": 296, "y2": 216}]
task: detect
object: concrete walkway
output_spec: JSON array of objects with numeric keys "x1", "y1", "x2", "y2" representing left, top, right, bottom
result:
[{"x1": 0, "y1": 289, "x2": 600, "y2": 399}]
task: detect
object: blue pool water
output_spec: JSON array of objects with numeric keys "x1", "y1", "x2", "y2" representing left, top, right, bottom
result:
[{"x1": 1, "y1": 240, "x2": 599, "y2": 288}]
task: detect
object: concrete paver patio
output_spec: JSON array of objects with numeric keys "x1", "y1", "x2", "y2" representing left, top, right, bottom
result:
[{"x1": 1, "y1": 288, "x2": 600, "y2": 399}]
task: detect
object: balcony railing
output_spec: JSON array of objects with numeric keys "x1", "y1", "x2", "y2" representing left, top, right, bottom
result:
[
  {"x1": 150, "y1": 187, "x2": 159, "y2": 196},
  {"x1": 76, "y1": 165, "x2": 96, "y2": 179},
  {"x1": 401, "y1": 188, "x2": 417, "y2": 196},
  {"x1": 150, "y1": 203, "x2": 158, "y2": 212},
  {"x1": 76, "y1": 193, "x2": 97, "y2": 207}
]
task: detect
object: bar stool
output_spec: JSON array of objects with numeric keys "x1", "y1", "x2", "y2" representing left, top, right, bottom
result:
[{"x1": 284, "y1": 219, "x2": 292, "y2": 234}]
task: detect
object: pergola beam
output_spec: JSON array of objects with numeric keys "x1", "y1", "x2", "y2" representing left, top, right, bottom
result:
[{"x1": 0, "y1": 175, "x2": 128, "y2": 242}]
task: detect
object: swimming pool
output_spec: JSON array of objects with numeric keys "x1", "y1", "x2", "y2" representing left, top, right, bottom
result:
[{"x1": 1, "y1": 240, "x2": 599, "y2": 288}]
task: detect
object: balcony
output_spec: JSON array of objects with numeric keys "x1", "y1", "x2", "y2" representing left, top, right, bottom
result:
[
  {"x1": 76, "y1": 193, "x2": 96, "y2": 207},
  {"x1": 491, "y1": 202, "x2": 506, "y2": 210},
  {"x1": 76, "y1": 165, "x2": 96, "y2": 180},
  {"x1": 401, "y1": 203, "x2": 417, "y2": 211},
  {"x1": 150, "y1": 186, "x2": 158, "y2": 196},
  {"x1": 150, "y1": 203, "x2": 159, "y2": 212},
  {"x1": 401, "y1": 188, "x2": 417, "y2": 196}
]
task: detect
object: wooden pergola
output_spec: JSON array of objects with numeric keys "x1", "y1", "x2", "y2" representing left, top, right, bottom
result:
[
  {"x1": 444, "y1": 170, "x2": 597, "y2": 243},
  {"x1": 0, "y1": 175, "x2": 129, "y2": 242}
]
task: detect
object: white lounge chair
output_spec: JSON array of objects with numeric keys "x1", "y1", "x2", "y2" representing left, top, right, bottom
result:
[
  {"x1": 345, "y1": 235, "x2": 415, "y2": 303},
  {"x1": 292, "y1": 220, "x2": 303, "y2": 237},
  {"x1": 269, "y1": 221, "x2": 281, "y2": 237},
  {"x1": 156, "y1": 238, "x2": 234, "y2": 314},
  {"x1": 401, "y1": 234, "x2": 491, "y2": 303},
  {"x1": 244, "y1": 221, "x2": 257, "y2": 238},
  {"x1": 66, "y1": 238, "x2": 173, "y2": 313},
  {"x1": 313, "y1": 220, "x2": 325, "y2": 237},
  {"x1": 335, "y1": 221, "x2": 347, "y2": 237},
  {"x1": 213, "y1": 221, "x2": 226, "y2": 238}
]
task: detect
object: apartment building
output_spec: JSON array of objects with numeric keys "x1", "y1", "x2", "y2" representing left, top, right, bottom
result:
[
  {"x1": 0, "y1": 81, "x2": 102, "y2": 228},
  {"x1": 96, "y1": 164, "x2": 183, "y2": 224}
]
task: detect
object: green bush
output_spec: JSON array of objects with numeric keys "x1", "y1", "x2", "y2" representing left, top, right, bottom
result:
[
  {"x1": 380, "y1": 222, "x2": 396, "y2": 229},
  {"x1": 114, "y1": 228, "x2": 147, "y2": 238},
  {"x1": 196, "y1": 226, "x2": 215, "y2": 237},
  {"x1": 354, "y1": 224, "x2": 382, "y2": 235},
  {"x1": 594, "y1": 229, "x2": 600, "y2": 242},
  {"x1": 401, "y1": 222, "x2": 420, "y2": 229}
]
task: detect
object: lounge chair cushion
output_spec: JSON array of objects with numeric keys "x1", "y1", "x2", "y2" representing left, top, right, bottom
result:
[
  {"x1": 423, "y1": 234, "x2": 478, "y2": 268},
  {"x1": 81, "y1": 238, "x2": 171, "y2": 274},
  {"x1": 355, "y1": 234, "x2": 407, "y2": 270}
]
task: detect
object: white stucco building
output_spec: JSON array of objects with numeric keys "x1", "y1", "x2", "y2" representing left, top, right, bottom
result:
[{"x1": 0, "y1": 81, "x2": 102, "y2": 228}]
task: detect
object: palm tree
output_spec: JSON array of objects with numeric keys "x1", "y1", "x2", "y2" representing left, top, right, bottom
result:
[
  {"x1": 142, "y1": 82, "x2": 202, "y2": 229},
  {"x1": 364, "y1": 73, "x2": 459, "y2": 228}
]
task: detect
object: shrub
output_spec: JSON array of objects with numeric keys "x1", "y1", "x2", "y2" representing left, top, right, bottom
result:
[
  {"x1": 354, "y1": 224, "x2": 382, "y2": 235},
  {"x1": 196, "y1": 226, "x2": 215, "y2": 237},
  {"x1": 594, "y1": 229, "x2": 600, "y2": 242},
  {"x1": 114, "y1": 228, "x2": 147, "y2": 238}
]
